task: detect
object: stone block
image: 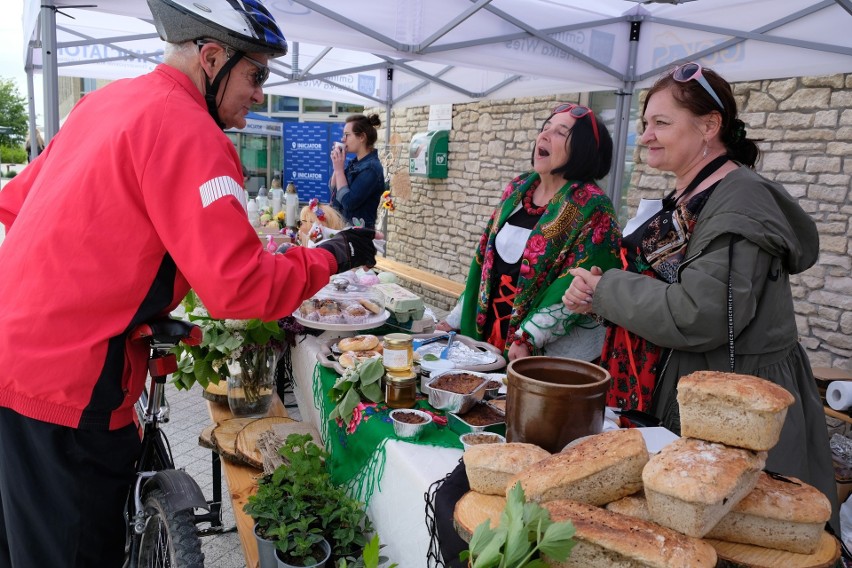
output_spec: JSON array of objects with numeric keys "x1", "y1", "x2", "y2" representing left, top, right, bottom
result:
[
  {"x1": 760, "y1": 152, "x2": 791, "y2": 171},
  {"x1": 814, "y1": 110, "x2": 840, "y2": 128},
  {"x1": 767, "y1": 78, "x2": 799, "y2": 100},
  {"x1": 830, "y1": 91, "x2": 852, "y2": 109},
  {"x1": 818, "y1": 174, "x2": 851, "y2": 186},
  {"x1": 826, "y1": 142, "x2": 852, "y2": 155},
  {"x1": 810, "y1": 290, "x2": 852, "y2": 310},
  {"x1": 841, "y1": 312, "x2": 852, "y2": 335},
  {"x1": 745, "y1": 91, "x2": 777, "y2": 112},
  {"x1": 805, "y1": 156, "x2": 842, "y2": 173},
  {"x1": 779, "y1": 88, "x2": 831, "y2": 110},
  {"x1": 766, "y1": 112, "x2": 813, "y2": 129},
  {"x1": 784, "y1": 129, "x2": 835, "y2": 141},
  {"x1": 802, "y1": 75, "x2": 846, "y2": 88},
  {"x1": 813, "y1": 328, "x2": 852, "y2": 350},
  {"x1": 808, "y1": 185, "x2": 849, "y2": 203}
]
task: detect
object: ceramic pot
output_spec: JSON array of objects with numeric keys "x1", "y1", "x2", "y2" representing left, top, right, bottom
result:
[
  {"x1": 255, "y1": 523, "x2": 278, "y2": 568},
  {"x1": 275, "y1": 537, "x2": 331, "y2": 568},
  {"x1": 505, "y1": 356, "x2": 610, "y2": 453},
  {"x1": 227, "y1": 346, "x2": 279, "y2": 417}
]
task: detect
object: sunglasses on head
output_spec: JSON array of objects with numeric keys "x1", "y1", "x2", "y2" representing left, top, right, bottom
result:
[
  {"x1": 241, "y1": 54, "x2": 270, "y2": 88},
  {"x1": 552, "y1": 103, "x2": 600, "y2": 148},
  {"x1": 670, "y1": 62, "x2": 724, "y2": 112}
]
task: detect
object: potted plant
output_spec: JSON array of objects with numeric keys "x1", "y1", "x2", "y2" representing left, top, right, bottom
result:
[
  {"x1": 462, "y1": 483, "x2": 576, "y2": 568},
  {"x1": 171, "y1": 290, "x2": 294, "y2": 416},
  {"x1": 244, "y1": 434, "x2": 374, "y2": 568},
  {"x1": 334, "y1": 534, "x2": 398, "y2": 568}
]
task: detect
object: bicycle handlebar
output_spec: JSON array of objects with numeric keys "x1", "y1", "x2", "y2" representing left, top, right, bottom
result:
[{"x1": 130, "y1": 318, "x2": 202, "y2": 348}]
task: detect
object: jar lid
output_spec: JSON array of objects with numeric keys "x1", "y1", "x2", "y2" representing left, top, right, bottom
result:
[
  {"x1": 384, "y1": 371, "x2": 417, "y2": 383},
  {"x1": 383, "y1": 333, "x2": 413, "y2": 346}
]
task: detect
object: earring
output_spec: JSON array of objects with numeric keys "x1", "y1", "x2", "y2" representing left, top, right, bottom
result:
[{"x1": 702, "y1": 141, "x2": 709, "y2": 159}]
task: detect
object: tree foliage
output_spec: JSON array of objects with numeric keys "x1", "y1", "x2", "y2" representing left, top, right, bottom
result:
[{"x1": 0, "y1": 79, "x2": 28, "y2": 147}]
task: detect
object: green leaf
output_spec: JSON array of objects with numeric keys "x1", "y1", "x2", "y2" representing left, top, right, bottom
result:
[
  {"x1": 339, "y1": 387, "x2": 361, "y2": 423},
  {"x1": 538, "y1": 522, "x2": 575, "y2": 561},
  {"x1": 358, "y1": 359, "x2": 385, "y2": 385},
  {"x1": 360, "y1": 382, "x2": 383, "y2": 403},
  {"x1": 423, "y1": 353, "x2": 439, "y2": 361}
]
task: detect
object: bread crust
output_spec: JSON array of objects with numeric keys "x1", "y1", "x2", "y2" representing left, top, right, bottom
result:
[
  {"x1": 463, "y1": 442, "x2": 550, "y2": 495},
  {"x1": 510, "y1": 429, "x2": 648, "y2": 506},
  {"x1": 543, "y1": 499, "x2": 717, "y2": 568},
  {"x1": 677, "y1": 372, "x2": 795, "y2": 412},
  {"x1": 338, "y1": 334, "x2": 379, "y2": 352}
]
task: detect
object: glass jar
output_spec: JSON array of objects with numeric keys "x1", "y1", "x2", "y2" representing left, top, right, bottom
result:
[
  {"x1": 382, "y1": 333, "x2": 413, "y2": 373},
  {"x1": 384, "y1": 372, "x2": 417, "y2": 409}
]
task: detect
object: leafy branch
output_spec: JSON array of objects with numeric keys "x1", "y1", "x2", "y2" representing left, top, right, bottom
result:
[
  {"x1": 327, "y1": 358, "x2": 385, "y2": 425},
  {"x1": 462, "y1": 483, "x2": 575, "y2": 568}
]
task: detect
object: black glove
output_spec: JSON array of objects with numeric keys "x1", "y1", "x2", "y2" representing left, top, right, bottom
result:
[{"x1": 316, "y1": 228, "x2": 377, "y2": 273}]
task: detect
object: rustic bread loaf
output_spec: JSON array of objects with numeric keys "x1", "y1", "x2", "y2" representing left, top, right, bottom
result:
[
  {"x1": 707, "y1": 471, "x2": 831, "y2": 554},
  {"x1": 642, "y1": 437, "x2": 766, "y2": 537},
  {"x1": 543, "y1": 499, "x2": 717, "y2": 568},
  {"x1": 677, "y1": 371, "x2": 795, "y2": 451},
  {"x1": 607, "y1": 473, "x2": 830, "y2": 554},
  {"x1": 463, "y1": 442, "x2": 550, "y2": 495},
  {"x1": 509, "y1": 429, "x2": 648, "y2": 505}
]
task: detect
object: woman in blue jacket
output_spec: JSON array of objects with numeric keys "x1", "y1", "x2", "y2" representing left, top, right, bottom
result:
[{"x1": 330, "y1": 113, "x2": 385, "y2": 229}]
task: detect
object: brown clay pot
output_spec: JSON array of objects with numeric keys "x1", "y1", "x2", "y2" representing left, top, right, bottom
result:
[{"x1": 505, "y1": 356, "x2": 610, "y2": 453}]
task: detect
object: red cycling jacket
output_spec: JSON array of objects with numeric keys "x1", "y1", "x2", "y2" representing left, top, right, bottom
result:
[{"x1": 0, "y1": 64, "x2": 335, "y2": 430}]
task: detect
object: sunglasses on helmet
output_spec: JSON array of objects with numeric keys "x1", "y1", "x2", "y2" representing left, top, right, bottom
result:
[
  {"x1": 671, "y1": 62, "x2": 724, "y2": 112},
  {"x1": 552, "y1": 103, "x2": 600, "y2": 148}
]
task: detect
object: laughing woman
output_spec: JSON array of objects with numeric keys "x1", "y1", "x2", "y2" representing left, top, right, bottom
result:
[{"x1": 436, "y1": 104, "x2": 621, "y2": 362}]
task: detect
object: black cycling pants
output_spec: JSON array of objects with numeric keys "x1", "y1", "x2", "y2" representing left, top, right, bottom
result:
[{"x1": 0, "y1": 407, "x2": 140, "y2": 568}]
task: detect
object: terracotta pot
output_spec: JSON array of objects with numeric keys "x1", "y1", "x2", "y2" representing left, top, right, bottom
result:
[{"x1": 505, "y1": 356, "x2": 610, "y2": 453}]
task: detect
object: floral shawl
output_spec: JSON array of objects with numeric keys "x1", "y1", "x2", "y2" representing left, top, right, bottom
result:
[{"x1": 459, "y1": 172, "x2": 621, "y2": 355}]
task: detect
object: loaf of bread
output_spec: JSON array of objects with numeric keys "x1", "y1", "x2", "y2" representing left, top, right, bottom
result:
[
  {"x1": 543, "y1": 499, "x2": 717, "y2": 568},
  {"x1": 677, "y1": 371, "x2": 795, "y2": 451},
  {"x1": 509, "y1": 429, "x2": 648, "y2": 505},
  {"x1": 642, "y1": 437, "x2": 766, "y2": 537},
  {"x1": 607, "y1": 472, "x2": 830, "y2": 554},
  {"x1": 463, "y1": 442, "x2": 550, "y2": 495}
]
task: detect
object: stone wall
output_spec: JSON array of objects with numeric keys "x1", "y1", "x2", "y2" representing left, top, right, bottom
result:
[{"x1": 367, "y1": 73, "x2": 851, "y2": 369}]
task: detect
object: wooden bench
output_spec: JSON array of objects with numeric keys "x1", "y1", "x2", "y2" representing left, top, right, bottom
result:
[{"x1": 373, "y1": 256, "x2": 465, "y2": 299}]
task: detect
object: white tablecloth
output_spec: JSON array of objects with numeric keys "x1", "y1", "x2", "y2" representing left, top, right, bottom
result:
[{"x1": 290, "y1": 331, "x2": 463, "y2": 568}]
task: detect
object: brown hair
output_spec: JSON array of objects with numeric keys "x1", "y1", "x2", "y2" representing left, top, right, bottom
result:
[
  {"x1": 643, "y1": 65, "x2": 760, "y2": 168},
  {"x1": 345, "y1": 113, "x2": 381, "y2": 149}
]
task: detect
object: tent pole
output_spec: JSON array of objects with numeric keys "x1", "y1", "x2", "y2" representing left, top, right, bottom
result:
[
  {"x1": 26, "y1": 65, "x2": 39, "y2": 162},
  {"x1": 609, "y1": 19, "x2": 641, "y2": 218},
  {"x1": 41, "y1": 0, "x2": 60, "y2": 143},
  {"x1": 380, "y1": 66, "x2": 393, "y2": 254}
]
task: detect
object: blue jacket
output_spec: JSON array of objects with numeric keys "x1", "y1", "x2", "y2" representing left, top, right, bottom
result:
[{"x1": 331, "y1": 149, "x2": 384, "y2": 229}]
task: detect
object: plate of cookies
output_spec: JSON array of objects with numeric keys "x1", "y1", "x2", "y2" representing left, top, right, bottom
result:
[
  {"x1": 293, "y1": 277, "x2": 388, "y2": 331},
  {"x1": 316, "y1": 334, "x2": 384, "y2": 374}
]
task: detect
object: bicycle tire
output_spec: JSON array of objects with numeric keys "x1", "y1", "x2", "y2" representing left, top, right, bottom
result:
[{"x1": 137, "y1": 489, "x2": 204, "y2": 568}]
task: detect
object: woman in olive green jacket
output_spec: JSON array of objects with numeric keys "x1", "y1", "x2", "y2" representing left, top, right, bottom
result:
[{"x1": 564, "y1": 63, "x2": 837, "y2": 531}]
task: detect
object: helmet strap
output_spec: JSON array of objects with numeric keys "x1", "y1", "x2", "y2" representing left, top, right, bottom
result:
[{"x1": 204, "y1": 52, "x2": 244, "y2": 130}]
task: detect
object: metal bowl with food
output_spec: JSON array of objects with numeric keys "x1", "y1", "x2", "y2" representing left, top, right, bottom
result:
[
  {"x1": 447, "y1": 401, "x2": 507, "y2": 436},
  {"x1": 389, "y1": 409, "x2": 433, "y2": 440},
  {"x1": 426, "y1": 370, "x2": 489, "y2": 414},
  {"x1": 459, "y1": 431, "x2": 506, "y2": 451}
]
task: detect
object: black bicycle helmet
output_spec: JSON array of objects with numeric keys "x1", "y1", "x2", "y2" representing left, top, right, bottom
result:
[{"x1": 147, "y1": 0, "x2": 287, "y2": 56}]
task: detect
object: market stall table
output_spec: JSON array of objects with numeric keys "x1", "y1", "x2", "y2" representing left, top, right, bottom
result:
[
  {"x1": 290, "y1": 330, "x2": 464, "y2": 568},
  {"x1": 206, "y1": 395, "x2": 288, "y2": 568}
]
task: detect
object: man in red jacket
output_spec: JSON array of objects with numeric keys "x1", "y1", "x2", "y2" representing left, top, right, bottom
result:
[{"x1": 0, "y1": 1, "x2": 376, "y2": 566}]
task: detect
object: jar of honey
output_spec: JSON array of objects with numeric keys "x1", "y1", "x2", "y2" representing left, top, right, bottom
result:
[
  {"x1": 382, "y1": 333, "x2": 413, "y2": 373},
  {"x1": 384, "y1": 371, "x2": 417, "y2": 409}
]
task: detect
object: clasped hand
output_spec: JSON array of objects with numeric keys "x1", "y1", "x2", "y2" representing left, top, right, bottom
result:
[{"x1": 562, "y1": 266, "x2": 603, "y2": 314}]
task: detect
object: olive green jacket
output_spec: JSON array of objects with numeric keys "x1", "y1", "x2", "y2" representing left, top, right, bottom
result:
[{"x1": 594, "y1": 166, "x2": 838, "y2": 530}]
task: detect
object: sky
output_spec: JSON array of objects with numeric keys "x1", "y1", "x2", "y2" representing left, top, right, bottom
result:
[{"x1": 1, "y1": 0, "x2": 44, "y2": 125}]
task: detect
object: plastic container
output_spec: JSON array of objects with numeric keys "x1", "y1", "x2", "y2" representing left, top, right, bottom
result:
[
  {"x1": 374, "y1": 283, "x2": 425, "y2": 323},
  {"x1": 247, "y1": 198, "x2": 260, "y2": 227}
]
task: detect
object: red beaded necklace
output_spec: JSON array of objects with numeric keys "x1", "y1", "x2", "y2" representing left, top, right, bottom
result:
[{"x1": 522, "y1": 181, "x2": 548, "y2": 215}]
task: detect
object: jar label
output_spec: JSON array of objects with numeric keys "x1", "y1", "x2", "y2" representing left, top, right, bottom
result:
[{"x1": 383, "y1": 349, "x2": 409, "y2": 370}]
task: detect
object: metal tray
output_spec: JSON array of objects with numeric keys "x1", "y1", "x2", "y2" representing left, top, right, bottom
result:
[
  {"x1": 316, "y1": 333, "x2": 506, "y2": 375},
  {"x1": 426, "y1": 370, "x2": 489, "y2": 414},
  {"x1": 447, "y1": 402, "x2": 507, "y2": 436}
]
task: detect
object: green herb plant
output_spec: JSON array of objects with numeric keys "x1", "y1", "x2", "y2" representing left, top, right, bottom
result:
[
  {"x1": 334, "y1": 534, "x2": 398, "y2": 568},
  {"x1": 327, "y1": 358, "x2": 384, "y2": 425},
  {"x1": 243, "y1": 434, "x2": 374, "y2": 565},
  {"x1": 461, "y1": 483, "x2": 575, "y2": 568}
]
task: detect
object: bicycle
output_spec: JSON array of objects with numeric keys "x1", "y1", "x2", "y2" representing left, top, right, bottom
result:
[{"x1": 124, "y1": 317, "x2": 212, "y2": 568}]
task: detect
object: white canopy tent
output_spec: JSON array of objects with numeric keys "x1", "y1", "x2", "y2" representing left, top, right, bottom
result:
[{"x1": 22, "y1": 0, "x2": 852, "y2": 202}]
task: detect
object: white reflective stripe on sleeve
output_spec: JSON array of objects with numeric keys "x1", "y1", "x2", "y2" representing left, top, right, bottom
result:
[{"x1": 199, "y1": 176, "x2": 247, "y2": 210}]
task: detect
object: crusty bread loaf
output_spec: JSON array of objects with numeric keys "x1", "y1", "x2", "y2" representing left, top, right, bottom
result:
[
  {"x1": 642, "y1": 437, "x2": 766, "y2": 537},
  {"x1": 677, "y1": 371, "x2": 795, "y2": 451},
  {"x1": 509, "y1": 429, "x2": 648, "y2": 505},
  {"x1": 707, "y1": 471, "x2": 831, "y2": 554},
  {"x1": 607, "y1": 473, "x2": 830, "y2": 554},
  {"x1": 543, "y1": 499, "x2": 717, "y2": 568},
  {"x1": 463, "y1": 442, "x2": 550, "y2": 495}
]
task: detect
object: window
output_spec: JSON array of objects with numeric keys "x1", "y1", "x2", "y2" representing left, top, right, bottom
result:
[
  {"x1": 336, "y1": 102, "x2": 365, "y2": 114},
  {"x1": 271, "y1": 96, "x2": 299, "y2": 112},
  {"x1": 303, "y1": 98, "x2": 333, "y2": 113}
]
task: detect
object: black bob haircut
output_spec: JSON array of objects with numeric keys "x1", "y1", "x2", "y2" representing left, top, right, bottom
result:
[{"x1": 530, "y1": 111, "x2": 613, "y2": 183}]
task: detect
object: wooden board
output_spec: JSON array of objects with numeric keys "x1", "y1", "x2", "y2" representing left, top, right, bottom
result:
[
  {"x1": 233, "y1": 416, "x2": 298, "y2": 468},
  {"x1": 202, "y1": 380, "x2": 228, "y2": 404},
  {"x1": 452, "y1": 491, "x2": 840, "y2": 568},
  {"x1": 453, "y1": 491, "x2": 505, "y2": 543},
  {"x1": 207, "y1": 397, "x2": 288, "y2": 568},
  {"x1": 198, "y1": 423, "x2": 217, "y2": 451},
  {"x1": 211, "y1": 418, "x2": 258, "y2": 464}
]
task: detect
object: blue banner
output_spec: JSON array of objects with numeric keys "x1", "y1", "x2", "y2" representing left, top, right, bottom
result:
[{"x1": 284, "y1": 122, "x2": 330, "y2": 203}]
